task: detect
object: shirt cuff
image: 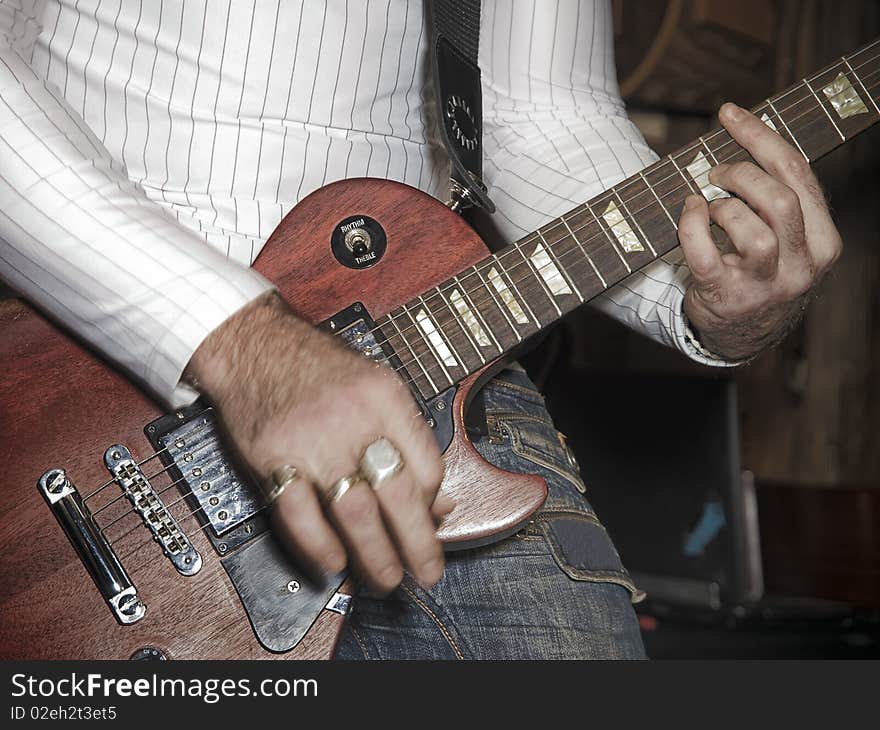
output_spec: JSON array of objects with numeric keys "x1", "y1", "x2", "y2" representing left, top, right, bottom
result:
[
  {"x1": 670, "y1": 298, "x2": 744, "y2": 369},
  {"x1": 148, "y1": 265, "x2": 276, "y2": 409}
]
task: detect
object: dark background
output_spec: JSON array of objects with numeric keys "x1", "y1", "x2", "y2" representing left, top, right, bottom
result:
[{"x1": 521, "y1": 0, "x2": 880, "y2": 658}]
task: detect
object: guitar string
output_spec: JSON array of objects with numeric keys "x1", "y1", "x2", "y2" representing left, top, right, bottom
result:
[
  {"x1": 74, "y1": 57, "x2": 880, "y2": 516},
  {"x1": 362, "y1": 64, "x2": 880, "y2": 386},
  {"x1": 82, "y1": 416, "x2": 218, "y2": 503},
  {"x1": 329, "y1": 51, "x2": 880, "y2": 379},
  {"x1": 93, "y1": 436, "x2": 225, "y2": 531},
  {"x1": 74, "y1": 48, "x2": 880, "y2": 519}
]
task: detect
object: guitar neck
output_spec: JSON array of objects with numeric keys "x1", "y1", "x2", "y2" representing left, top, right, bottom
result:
[{"x1": 378, "y1": 37, "x2": 880, "y2": 401}]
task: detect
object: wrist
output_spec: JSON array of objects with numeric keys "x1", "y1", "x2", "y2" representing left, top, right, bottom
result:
[{"x1": 183, "y1": 290, "x2": 296, "y2": 402}]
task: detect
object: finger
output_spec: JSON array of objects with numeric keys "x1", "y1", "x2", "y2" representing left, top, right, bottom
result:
[
  {"x1": 381, "y1": 384, "x2": 444, "y2": 503},
  {"x1": 326, "y1": 478, "x2": 404, "y2": 593},
  {"x1": 370, "y1": 468, "x2": 446, "y2": 587},
  {"x1": 708, "y1": 161, "x2": 804, "y2": 259},
  {"x1": 708, "y1": 197, "x2": 779, "y2": 280},
  {"x1": 678, "y1": 194, "x2": 726, "y2": 292},
  {"x1": 271, "y1": 475, "x2": 348, "y2": 576},
  {"x1": 716, "y1": 102, "x2": 840, "y2": 268},
  {"x1": 432, "y1": 491, "x2": 456, "y2": 519}
]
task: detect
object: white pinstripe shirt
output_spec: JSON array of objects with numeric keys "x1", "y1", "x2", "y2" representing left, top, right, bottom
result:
[{"x1": 0, "y1": 0, "x2": 728, "y2": 408}]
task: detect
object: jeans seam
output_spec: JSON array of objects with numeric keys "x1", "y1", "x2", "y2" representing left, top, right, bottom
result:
[
  {"x1": 486, "y1": 378, "x2": 545, "y2": 400},
  {"x1": 347, "y1": 623, "x2": 373, "y2": 659},
  {"x1": 399, "y1": 583, "x2": 466, "y2": 660}
]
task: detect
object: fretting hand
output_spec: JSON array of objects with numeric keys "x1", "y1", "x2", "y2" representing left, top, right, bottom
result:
[{"x1": 678, "y1": 103, "x2": 843, "y2": 359}]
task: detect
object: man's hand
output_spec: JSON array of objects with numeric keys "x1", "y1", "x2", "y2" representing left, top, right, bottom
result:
[
  {"x1": 185, "y1": 292, "x2": 451, "y2": 592},
  {"x1": 679, "y1": 102, "x2": 843, "y2": 359}
]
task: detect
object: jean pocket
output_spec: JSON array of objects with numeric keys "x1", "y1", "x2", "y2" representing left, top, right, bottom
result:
[
  {"x1": 482, "y1": 413, "x2": 644, "y2": 604},
  {"x1": 487, "y1": 413, "x2": 588, "y2": 497}
]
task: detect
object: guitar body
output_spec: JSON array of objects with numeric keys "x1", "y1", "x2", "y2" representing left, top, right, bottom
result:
[{"x1": 0, "y1": 178, "x2": 547, "y2": 660}]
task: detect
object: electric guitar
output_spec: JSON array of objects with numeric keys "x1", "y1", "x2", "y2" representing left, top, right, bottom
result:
[{"x1": 1, "y1": 38, "x2": 879, "y2": 660}]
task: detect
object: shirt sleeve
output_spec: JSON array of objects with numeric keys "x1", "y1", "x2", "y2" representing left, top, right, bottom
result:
[
  {"x1": 478, "y1": 0, "x2": 736, "y2": 367},
  {"x1": 0, "y1": 1, "x2": 274, "y2": 408}
]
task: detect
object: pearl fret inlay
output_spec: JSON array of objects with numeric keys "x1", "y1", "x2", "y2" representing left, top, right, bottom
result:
[
  {"x1": 449, "y1": 289, "x2": 491, "y2": 347},
  {"x1": 601, "y1": 200, "x2": 644, "y2": 252},
  {"x1": 415, "y1": 309, "x2": 458, "y2": 367},
  {"x1": 488, "y1": 267, "x2": 529, "y2": 324}
]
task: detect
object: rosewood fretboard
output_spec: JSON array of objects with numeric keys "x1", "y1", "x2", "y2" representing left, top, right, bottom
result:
[{"x1": 379, "y1": 37, "x2": 880, "y2": 400}]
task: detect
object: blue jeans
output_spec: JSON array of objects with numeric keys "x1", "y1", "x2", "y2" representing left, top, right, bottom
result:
[{"x1": 335, "y1": 367, "x2": 646, "y2": 659}]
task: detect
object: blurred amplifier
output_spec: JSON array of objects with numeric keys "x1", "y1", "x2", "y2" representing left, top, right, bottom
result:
[{"x1": 547, "y1": 372, "x2": 763, "y2": 610}]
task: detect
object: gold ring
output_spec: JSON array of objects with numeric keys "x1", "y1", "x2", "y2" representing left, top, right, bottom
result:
[
  {"x1": 321, "y1": 474, "x2": 359, "y2": 505},
  {"x1": 261, "y1": 464, "x2": 299, "y2": 505}
]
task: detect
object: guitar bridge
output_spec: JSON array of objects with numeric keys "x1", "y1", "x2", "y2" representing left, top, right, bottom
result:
[{"x1": 104, "y1": 444, "x2": 202, "y2": 576}]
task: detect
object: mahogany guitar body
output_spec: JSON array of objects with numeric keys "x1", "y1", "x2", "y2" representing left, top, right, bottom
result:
[{"x1": 0, "y1": 179, "x2": 547, "y2": 660}]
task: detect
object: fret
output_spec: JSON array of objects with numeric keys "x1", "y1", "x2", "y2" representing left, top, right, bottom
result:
[
  {"x1": 803, "y1": 77, "x2": 846, "y2": 141},
  {"x1": 514, "y1": 239, "x2": 563, "y2": 317},
  {"x1": 641, "y1": 158, "x2": 693, "y2": 256},
  {"x1": 397, "y1": 303, "x2": 448, "y2": 391},
  {"x1": 608, "y1": 188, "x2": 658, "y2": 269},
  {"x1": 615, "y1": 175, "x2": 679, "y2": 261},
  {"x1": 772, "y1": 84, "x2": 846, "y2": 160},
  {"x1": 668, "y1": 153, "x2": 700, "y2": 196},
  {"x1": 766, "y1": 98, "x2": 809, "y2": 160},
  {"x1": 843, "y1": 57, "x2": 880, "y2": 116},
  {"x1": 451, "y1": 273, "x2": 503, "y2": 354},
  {"x1": 471, "y1": 265, "x2": 524, "y2": 343},
  {"x1": 638, "y1": 170, "x2": 677, "y2": 230},
  {"x1": 434, "y1": 285, "x2": 487, "y2": 366},
  {"x1": 583, "y1": 201, "x2": 631, "y2": 274},
  {"x1": 382, "y1": 312, "x2": 436, "y2": 398},
  {"x1": 809, "y1": 60, "x2": 880, "y2": 143},
  {"x1": 698, "y1": 135, "x2": 721, "y2": 166},
  {"x1": 681, "y1": 139, "x2": 730, "y2": 202},
  {"x1": 536, "y1": 229, "x2": 584, "y2": 302},
  {"x1": 563, "y1": 206, "x2": 629, "y2": 282},
  {"x1": 560, "y1": 213, "x2": 608, "y2": 288},
  {"x1": 416, "y1": 293, "x2": 471, "y2": 375},
  {"x1": 535, "y1": 218, "x2": 602, "y2": 301},
  {"x1": 496, "y1": 243, "x2": 551, "y2": 325},
  {"x1": 401, "y1": 303, "x2": 454, "y2": 388}
]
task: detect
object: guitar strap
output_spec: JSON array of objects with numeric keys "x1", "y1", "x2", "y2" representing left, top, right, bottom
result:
[{"x1": 427, "y1": 0, "x2": 495, "y2": 214}]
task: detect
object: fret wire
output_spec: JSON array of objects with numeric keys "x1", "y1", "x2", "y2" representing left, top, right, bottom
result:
[
  {"x1": 435, "y1": 285, "x2": 486, "y2": 365},
  {"x1": 514, "y1": 240, "x2": 561, "y2": 318},
  {"x1": 668, "y1": 153, "x2": 700, "y2": 196},
  {"x1": 560, "y1": 214, "x2": 607, "y2": 288},
  {"x1": 698, "y1": 135, "x2": 721, "y2": 166},
  {"x1": 584, "y1": 201, "x2": 631, "y2": 273},
  {"x1": 417, "y1": 293, "x2": 466, "y2": 373},
  {"x1": 538, "y1": 230, "x2": 584, "y2": 302},
  {"x1": 400, "y1": 303, "x2": 453, "y2": 387},
  {"x1": 386, "y1": 311, "x2": 438, "y2": 394},
  {"x1": 502, "y1": 248, "x2": 546, "y2": 324},
  {"x1": 473, "y1": 264, "x2": 523, "y2": 343},
  {"x1": 843, "y1": 57, "x2": 880, "y2": 115},
  {"x1": 638, "y1": 170, "x2": 678, "y2": 230},
  {"x1": 452, "y1": 273, "x2": 503, "y2": 354},
  {"x1": 612, "y1": 188, "x2": 657, "y2": 257},
  {"x1": 766, "y1": 97, "x2": 809, "y2": 160},
  {"x1": 802, "y1": 76, "x2": 846, "y2": 141}
]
